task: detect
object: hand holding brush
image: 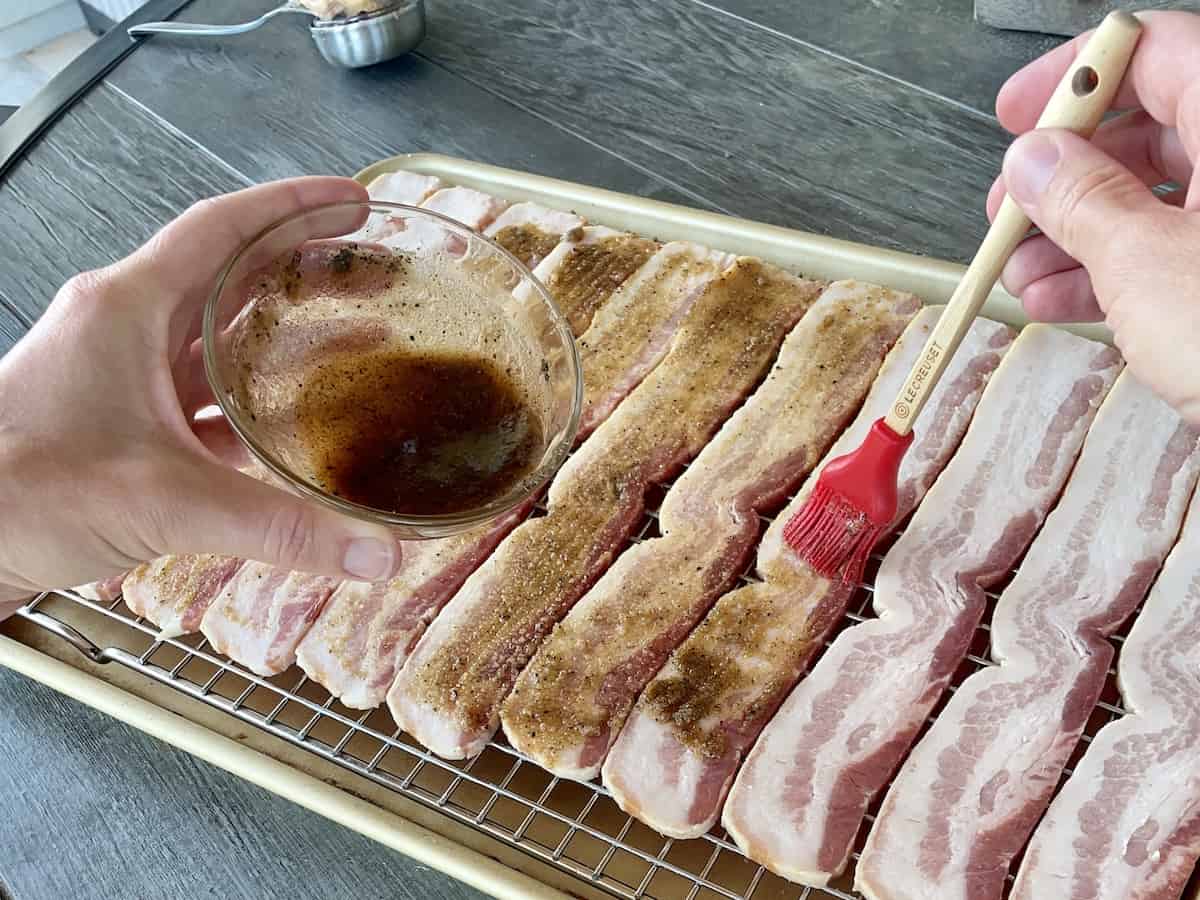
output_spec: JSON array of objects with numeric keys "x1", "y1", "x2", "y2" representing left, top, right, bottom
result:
[{"x1": 782, "y1": 10, "x2": 1144, "y2": 583}]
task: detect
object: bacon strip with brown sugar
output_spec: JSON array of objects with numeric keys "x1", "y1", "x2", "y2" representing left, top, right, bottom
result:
[
  {"x1": 296, "y1": 511, "x2": 526, "y2": 709},
  {"x1": 122, "y1": 555, "x2": 245, "y2": 638},
  {"x1": 523, "y1": 226, "x2": 660, "y2": 335},
  {"x1": 721, "y1": 326, "x2": 1122, "y2": 887},
  {"x1": 572, "y1": 242, "x2": 735, "y2": 436},
  {"x1": 296, "y1": 241, "x2": 732, "y2": 709},
  {"x1": 602, "y1": 309, "x2": 1013, "y2": 838},
  {"x1": 1010, "y1": 488, "x2": 1200, "y2": 900},
  {"x1": 857, "y1": 373, "x2": 1200, "y2": 900},
  {"x1": 501, "y1": 280, "x2": 913, "y2": 781},
  {"x1": 483, "y1": 202, "x2": 586, "y2": 270},
  {"x1": 388, "y1": 260, "x2": 826, "y2": 759}
]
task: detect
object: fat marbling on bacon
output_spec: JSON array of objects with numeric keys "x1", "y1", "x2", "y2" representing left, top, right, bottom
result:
[
  {"x1": 200, "y1": 562, "x2": 340, "y2": 676},
  {"x1": 387, "y1": 258, "x2": 823, "y2": 759},
  {"x1": 602, "y1": 309, "x2": 1013, "y2": 838},
  {"x1": 722, "y1": 325, "x2": 1122, "y2": 886},
  {"x1": 75, "y1": 572, "x2": 131, "y2": 606},
  {"x1": 501, "y1": 279, "x2": 917, "y2": 782},
  {"x1": 296, "y1": 238, "x2": 698, "y2": 709},
  {"x1": 858, "y1": 372, "x2": 1200, "y2": 900},
  {"x1": 422, "y1": 186, "x2": 508, "y2": 229},
  {"x1": 1011, "y1": 485, "x2": 1200, "y2": 900}
]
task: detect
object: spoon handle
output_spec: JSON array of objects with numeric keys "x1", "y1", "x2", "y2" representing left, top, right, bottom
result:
[{"x1": 128, "y1": 4, "x2": 315, "y2": 38}]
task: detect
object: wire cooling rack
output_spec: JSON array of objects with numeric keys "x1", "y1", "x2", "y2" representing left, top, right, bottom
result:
[{"x1": 12, "y1": 488, "x2": 1137, "y2": 900}]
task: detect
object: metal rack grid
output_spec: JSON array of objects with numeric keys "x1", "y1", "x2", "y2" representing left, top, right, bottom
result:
[{"x1": 12, "y1": 489, "x2": 1136, "y2": 900}]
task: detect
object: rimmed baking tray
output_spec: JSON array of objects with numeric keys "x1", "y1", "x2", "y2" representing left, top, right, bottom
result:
[{"x1": 0, "y1": 153, "x2": 1144, "y2": 900}]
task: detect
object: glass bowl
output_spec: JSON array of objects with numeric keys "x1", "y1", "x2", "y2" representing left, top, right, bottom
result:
[{"x1": 203, "y1": 200, "x2": 582, "y2": 539}]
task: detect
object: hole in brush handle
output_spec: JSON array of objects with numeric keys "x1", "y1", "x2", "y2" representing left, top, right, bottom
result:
[{"x1": 1072, "y1": 65, "x2": 1100, "y2": 97}]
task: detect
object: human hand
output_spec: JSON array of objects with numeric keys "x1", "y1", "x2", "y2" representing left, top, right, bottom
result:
[
  {"x1": 986, "y1": 10, "x2": 1200, "y2": 424},
  {"x1": 0, "y1": 178, "x2": 405, "y2": 609}
]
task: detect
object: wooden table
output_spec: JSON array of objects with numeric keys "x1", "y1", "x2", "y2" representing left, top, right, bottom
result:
[{"x1": 0, "y1": 2, "x2": 1059, "y2": 897}]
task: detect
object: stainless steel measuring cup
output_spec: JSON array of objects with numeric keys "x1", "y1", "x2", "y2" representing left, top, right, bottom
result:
[{"x1": 128, "y1": 1, "x2": 425, "y2": 68}]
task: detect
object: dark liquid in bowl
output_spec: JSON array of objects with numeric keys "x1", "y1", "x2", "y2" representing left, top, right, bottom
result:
[{"x1": 296, "y1": 348, "x2": 544, "y2": 516}]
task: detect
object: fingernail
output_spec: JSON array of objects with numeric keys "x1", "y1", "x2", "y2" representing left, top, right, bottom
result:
[
  {"x1": 1004, "y1": 132, "x2": 1061, "y2": 206},
  {"x1": 343, "y1": 537, "x2": 395, "y2": 580}
]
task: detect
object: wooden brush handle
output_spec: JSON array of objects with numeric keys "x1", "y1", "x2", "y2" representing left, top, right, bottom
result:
[{"x1": 883, "y1": 10, "x2": 1142, "y2": 436}]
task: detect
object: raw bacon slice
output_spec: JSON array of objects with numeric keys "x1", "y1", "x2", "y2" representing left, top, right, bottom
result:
[
  {"x1": 74, "y1": 572, "x2": 130, "y2": 605},
  {"x1": 722, "y1": 325, "x2": 1122, "y2": 886},
  {"x1": 1010, "y1": 491, "x2": 1200, "y2": 899},
  {"x1": 388, "y1": 260, "x2": 825, "y2": 759},
  {"x1": 501, "y1": 280, "x2": 915, "y2": 781},
  {"x1": 364, "y1": 171, "x2": 444, "y2": 205},
  {"x1": 603, "y1": 311, "x2": 1013, "y2": 838},
  {"x1": 484, "y1": 202, "x2": 586, "y2": 270},
  {"x1": 857, "y1": 373, "x2": 1200, "y2": 900},
  {"x1": 348, "y1": 172, "x2": 445, "y2": 243},
  {"x1": 296, "y1": 242, "x2": 725, "y2": 708},
  {"x1": 367, "y1": 186, "x2": 509, "y2": 253},
  {"x1": 122, "y1": 555, "x2": 244, "y2": 638},
  {"x1": 421, "y1": 186, "x2": 508, "y2": 228},
  {"x1": 523, "y1": 226, "x2": 660, "y2": 336},
  {"x1": 200, "y1": 563, "x2": 341, "y2": 676}
]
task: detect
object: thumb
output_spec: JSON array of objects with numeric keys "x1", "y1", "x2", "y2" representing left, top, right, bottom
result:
[
  {"x1": 1002, "y1": 129, "x2": 1168, "y2": 288},
  {"x1": 155, "y1": 460, "x2": 402, "y2": 581}
]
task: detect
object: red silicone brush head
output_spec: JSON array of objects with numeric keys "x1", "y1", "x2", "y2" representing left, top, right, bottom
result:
[{"x1": 782, "y1": 418, "x2": 914, "y2": 584}]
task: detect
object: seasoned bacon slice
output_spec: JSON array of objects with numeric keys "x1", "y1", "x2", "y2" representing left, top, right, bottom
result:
[
  {"x1": 602, "y1": 310, "x2": 1012, "y2": 837},
  {"x1": 295, "y1": 511, "x2": 527, "y2": 708},
  {"x1": 387, "y1": 260, "x2": 825, "y2": 759},
  {"x1": 122, "y1": 555, "x2": 243, "y2": 638},
  {"x1": 523, "y1": 225, "x2": 660, "y2": 335},
  {"x1": 1010, "y1": 482, "x2": 1200, "y2": 900},
  {"x1": 501, "y1": 280, "x2": 914, "y2": 781},
  {"x1": 858, "y1": 373, "x2": 1200, "y2": 900},
  {"x1": 484, "y1": 202, "x2": 586, "y2": 270},
  {"x1": 296, "y1": 242, "x2": 731, "y2": 708},
  {"x1": 722, "y1": 326, "x2": 1122, "y2": 886},
  {"x1": 572, "y1": 242, "x2": 736, "y2": 436}
]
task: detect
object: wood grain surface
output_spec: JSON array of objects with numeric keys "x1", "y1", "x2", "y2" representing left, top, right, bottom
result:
[
  {"x1": 975, "y1": 0, "x2": 1200, "y2": 36},
  {"x1": 694, "y1": 0, "x2": 1060, "y2": 116},
  {"x1": 0, "y1": 290, "x2": 29, "y2": 356},
  {"x1": 417, "y1": 0, "x2": 1011, "y2": 261},
  {"x1": 0, "y1": 86, "x2": 249, "y2": 326},
  {"x1": 104, "y1": 12, "x2": 696, "y2": 203},
  {"x1": 0, "y1": 1, "x2": 1086, "y2": 898}
]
